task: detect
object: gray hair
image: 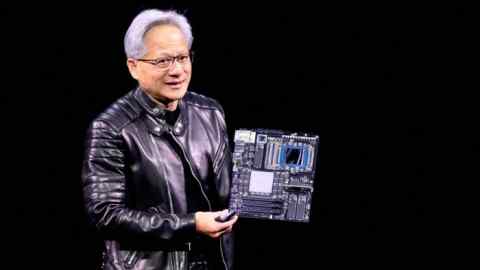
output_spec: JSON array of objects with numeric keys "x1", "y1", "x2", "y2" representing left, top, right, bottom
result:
[{"x1": 124, "y1": 9, "x2": 193, "y2": 59}]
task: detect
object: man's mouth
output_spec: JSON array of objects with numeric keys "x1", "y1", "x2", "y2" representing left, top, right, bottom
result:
[{"x1": 165, "y1": 80, "x2": 184, "y2": 87}]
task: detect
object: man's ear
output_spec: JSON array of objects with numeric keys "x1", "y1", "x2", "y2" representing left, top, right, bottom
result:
[{"x1": 127, "y1": 58, "x2": 139, "y2": 80}]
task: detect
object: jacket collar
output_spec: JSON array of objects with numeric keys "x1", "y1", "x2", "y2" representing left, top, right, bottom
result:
[
  {"x1": 134, "y1": 87, "x2": 167, "y2": 118},
  {"x1": 134, "y1": 87, "x2": 188, "y2": 137}
]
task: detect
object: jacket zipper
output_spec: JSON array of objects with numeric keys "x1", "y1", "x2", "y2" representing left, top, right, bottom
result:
[
  {"x1": 219, "y1": 238, "x2": 228, "y2": 270},
  {"x1": 169, "y1": 132, "x2": 212, "y2": 210},
  {"x1": 124, "y1": 250, "x2": 139, "y2": 269},
  {"x1": 169, "y1": 131, "x2": 229, "y2": 270}
]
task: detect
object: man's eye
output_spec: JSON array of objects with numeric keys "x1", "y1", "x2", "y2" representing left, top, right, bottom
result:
[
  {"x1": 178, "y1": 55, "x2": 189, "y2": 62},
  {"x1": 155, "y1": 58, "x2": 170, "y2": 65}
]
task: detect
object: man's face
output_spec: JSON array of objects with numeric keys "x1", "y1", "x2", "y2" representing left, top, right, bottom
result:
[{"x1": 127, "y1": 24, "x2": 192, "y2": 107}]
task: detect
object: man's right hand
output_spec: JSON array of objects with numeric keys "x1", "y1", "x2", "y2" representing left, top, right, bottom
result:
[{"x1": 194, "y1": 209, "x2": 238, "y2": 238}]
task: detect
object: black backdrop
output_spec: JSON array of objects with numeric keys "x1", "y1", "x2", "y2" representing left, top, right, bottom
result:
[{"x1": 2, "y1": 2, "x2": 477, "y2": 269}]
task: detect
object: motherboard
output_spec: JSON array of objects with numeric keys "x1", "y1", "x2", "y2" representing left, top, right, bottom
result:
[{"x1": 228, "y1": 129, "x2": 319, "y2": 222}]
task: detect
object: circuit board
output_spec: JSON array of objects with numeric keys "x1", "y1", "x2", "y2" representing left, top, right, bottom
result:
[{"x1": 228, "y1": 129, "x2": 319, "y2": 222}]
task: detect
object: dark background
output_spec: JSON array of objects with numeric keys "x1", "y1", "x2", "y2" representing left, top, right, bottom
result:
[{"x1": 2, "y1": 2, "x2": 477, "y2": 269}]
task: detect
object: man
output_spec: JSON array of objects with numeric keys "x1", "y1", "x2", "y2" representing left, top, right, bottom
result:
[{"x1": 82, "y1": 9, "x2": 237, "y2": 270}]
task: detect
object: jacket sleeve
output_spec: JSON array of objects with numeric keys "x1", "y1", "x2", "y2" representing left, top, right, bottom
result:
[{"x1": 82, "y1": 120, "x2": 196, "y2": 242}]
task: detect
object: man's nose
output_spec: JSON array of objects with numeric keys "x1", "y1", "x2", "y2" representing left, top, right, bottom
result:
[{"x1": 167, "y1": 60, "x2": 183, "y2": 75}]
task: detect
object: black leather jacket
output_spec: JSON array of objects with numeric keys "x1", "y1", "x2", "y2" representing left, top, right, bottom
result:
[{"x1": 82, "y1": 88, "x2": 234, "y2": 270}]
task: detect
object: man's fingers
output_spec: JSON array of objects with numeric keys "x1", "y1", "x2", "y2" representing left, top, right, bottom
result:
[
  {"x1": 196, "y1": 210, "x2": 239, "y2": 238},
  {"x1": 214, "y1": 209, "x2": 229, "y2": 216},
  {"x1": 207, "y1": 217, "x2": 236, "y2": 238},
  {"x1": 211, "y1": 231, "x2": 223, "y2": 238},
  {"x1": 214, "y1": 221, "x2": 230, "y2": 232},
  {"x1": 215, "y1": 223, "x2": 234, "y2": 238},
  {"x1": 213, "y1": 214, "x2": 238, "y2": 232},
  {"x1": 220, "y1": 224, "x2": 233, "y2": 234},
  {"x1": 223, "y1": 214, "x2": 238, "y2": 226}
]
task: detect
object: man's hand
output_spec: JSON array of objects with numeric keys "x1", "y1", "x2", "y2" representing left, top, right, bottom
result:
[{"x1": 195, "y1": 209, "x2": 238, "y2": 238}]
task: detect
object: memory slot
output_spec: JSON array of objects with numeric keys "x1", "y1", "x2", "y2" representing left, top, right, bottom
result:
[
  {"x1": 242, "y1": 201, "x2": 283, "y2": 208},
  {"x1": 240, "y1": 212, "x2": 271, "y2": 218},
  {"x1": 273, "y1": 142, "x2": 280, "y2": 168},
  {"x1": 264, "y1": 142, "x2": 273, "y2": 169},
  {"x1": 243, "y1": 197, "x2": 284, "y2": 204},
  {"x1": 241, "y1": 204, "x2": 283, "y2": 211},
  {"x1": 279, "y1": 144, "x2": 285, "y2": 166},
  {"x1": 241, "y1": 206, "x2": 283, "y2": 215},
  {"x1": 242, "y1": 196, "x2": 284, "y2": 204},
  {"x1": 269, "y1": 142, "x2": 276, "y2": 168}
]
